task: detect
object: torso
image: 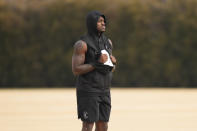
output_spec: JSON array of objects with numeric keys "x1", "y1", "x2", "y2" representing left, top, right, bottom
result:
[{"x1": 76, "y1": 34, "x2": 112, "y2": 95}]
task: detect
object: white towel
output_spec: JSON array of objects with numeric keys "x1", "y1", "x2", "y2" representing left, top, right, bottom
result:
[{"x1": 101, "y1": 49, "x2": 114, "y2": 67}]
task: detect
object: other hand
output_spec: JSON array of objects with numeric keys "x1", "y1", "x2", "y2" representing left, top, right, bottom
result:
[{"x1": 110, "y1": 55, "x2": 116, "y2": 65}]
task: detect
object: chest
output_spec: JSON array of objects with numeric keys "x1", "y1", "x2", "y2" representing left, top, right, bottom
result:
[{"x1": 85, "y1": 38, "x2": 112, "y2": 61}]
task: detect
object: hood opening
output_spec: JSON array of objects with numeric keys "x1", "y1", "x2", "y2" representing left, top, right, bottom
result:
[{"x1": 86, "y1": 11, "x2": 106, "y2": 36}]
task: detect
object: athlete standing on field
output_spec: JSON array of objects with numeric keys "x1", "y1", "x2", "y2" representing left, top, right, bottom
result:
[{"x1": 72, "y1": 11, "x2": 116, "y2": 131}]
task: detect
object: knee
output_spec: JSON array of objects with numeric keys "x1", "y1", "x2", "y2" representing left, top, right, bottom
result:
[
  {"x1": 103, "y1": 123, "x2": 108, "y2": 130},
  {"x1": 82, "y1": 122, "x2": 94, "y2": 131}
]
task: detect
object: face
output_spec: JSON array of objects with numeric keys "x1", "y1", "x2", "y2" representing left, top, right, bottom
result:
[{"x1": 97, "y1": 16, "x2": 106, "y2": 33}]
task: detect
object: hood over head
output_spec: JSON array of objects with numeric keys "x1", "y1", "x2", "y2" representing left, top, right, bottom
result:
[{"x1": 86, "y1": 11, "x2": 106, "y2": 36}]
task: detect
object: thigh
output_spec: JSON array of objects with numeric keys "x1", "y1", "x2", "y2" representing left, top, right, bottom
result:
[
  {"x1": 77, "y1": 96, "x2": 100, "y2": 122},
  {"x1": 95, "y1": 121, "x2": 108, "y2": 131},
  {"x1": 99, "y1": 95, "x2": 111, "y2": 122}
]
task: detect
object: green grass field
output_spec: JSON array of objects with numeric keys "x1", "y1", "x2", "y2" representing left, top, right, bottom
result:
[{"x1": 0, "y1": 88, "x2": 197, "y2": 131}]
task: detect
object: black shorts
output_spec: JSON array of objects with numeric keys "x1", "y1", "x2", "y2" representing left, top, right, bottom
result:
[{"x1": 77, "y1": 93, "x2": 111, "y2": 122}]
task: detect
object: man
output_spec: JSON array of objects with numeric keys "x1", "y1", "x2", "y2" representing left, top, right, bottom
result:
[{"x1": 72, "y1": 11, "x2": 116, "y2": 131}]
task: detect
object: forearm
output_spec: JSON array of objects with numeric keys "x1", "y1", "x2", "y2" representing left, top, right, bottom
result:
[
  {"x1": 73, "y1": 64, "x2": 95, "y2": 76},
  {"x1": 112, "y1": 65, "x2": 116, "y2": 72}
]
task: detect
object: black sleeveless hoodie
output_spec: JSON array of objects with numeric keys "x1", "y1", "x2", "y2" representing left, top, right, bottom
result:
[{"x1": 76, "y1": 11, "x2": 113, "y2": 95}]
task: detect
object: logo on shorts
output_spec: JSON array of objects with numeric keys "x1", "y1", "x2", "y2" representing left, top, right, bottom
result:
[{"x1": 83, "y1": 111, "x2": 88, "y2": 119}]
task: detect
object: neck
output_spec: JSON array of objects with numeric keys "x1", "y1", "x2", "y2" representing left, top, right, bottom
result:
[
  {"x1": 88, "y1": 30, "x2": 103, "y2": 38},
  {"x1": 98, "y1": 32, "x2": 103, "y2": 37}
]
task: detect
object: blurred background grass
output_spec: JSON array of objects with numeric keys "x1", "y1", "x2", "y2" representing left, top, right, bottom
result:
[{"x1": 0, "y1": 0, "x2": 197, "y2": 87}]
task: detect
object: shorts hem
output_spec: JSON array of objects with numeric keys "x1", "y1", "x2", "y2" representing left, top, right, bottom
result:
[{"x1": 79, "y1": 118, "x2": 109, "y2": 123}]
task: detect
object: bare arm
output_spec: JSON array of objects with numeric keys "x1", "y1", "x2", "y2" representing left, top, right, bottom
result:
[
  {"x1": 108, "y1": 39, "x2": 117, "y2": 72},
  {"x1": 72, "y1": 40, "x2": 95, "y2": 76},
  {"x1": 108, "y1": 39, "x2": 113, "y2": 49}
]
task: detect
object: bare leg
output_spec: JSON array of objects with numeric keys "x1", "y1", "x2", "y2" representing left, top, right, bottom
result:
[
  {"x1": 82, "y1": 122, "x2": 94, "y2": 131},
  {"x1": 95, "y1": 121, "x2": 108, "y2": 131}
]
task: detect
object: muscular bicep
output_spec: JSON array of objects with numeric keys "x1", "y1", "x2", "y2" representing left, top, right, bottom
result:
[
  {"x1": 72, "y1": 40, "x2": 94, "y2": 75},
  {"x1": 72, "y1": 40, "x2": 86, "y2": 67}
]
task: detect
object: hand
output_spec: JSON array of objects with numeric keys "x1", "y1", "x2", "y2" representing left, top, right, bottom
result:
[
  {"x1": 98, "y1": 54, "x2": 108, "y2": 63},
  {"x1": 110, "y1": 55, "x2": 116, "y2": 65}
]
